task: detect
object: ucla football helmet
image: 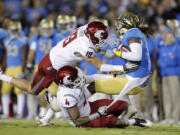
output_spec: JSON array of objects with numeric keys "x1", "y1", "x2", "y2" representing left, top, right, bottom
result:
[
  {"x1": 8, "y1": 21, "x2": 22, "y2": 39},
  {"x1": 95, "y1": 18, "x2": 109, "y2": 27},
  {"x1": 69, "y1": 15, "x2": 77, "y2": 31},
  {"x1": 117, "y1": 12, "x2": 139, "y2": 36},
  {"x1": 166, "y1": 19, "x2": 179, "y2": 30},
  {"x1": 56, "y1": 15, "x2": 70, "y2": 33},
  {"x1": 39, "y1": 19, "x2": 54, "y2": 37}
]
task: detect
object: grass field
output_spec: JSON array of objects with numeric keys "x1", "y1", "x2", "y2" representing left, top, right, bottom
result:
[{"x1": 0, "y1": 119, "x2": 180, "y2": 135}]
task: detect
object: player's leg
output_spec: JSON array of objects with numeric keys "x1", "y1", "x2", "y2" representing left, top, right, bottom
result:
[
  {"x1": 26, "y1": 66, "x2": 39, "y2": 119},
  {"x1": 27, "y1": 94, "x2": 39, "y2": 119},
  {"x1": 48, "y1": 82, "x2": 62, "y2": 119},
  {"x1": 39, "y1": 89, "x2": 48, "y2": 118},
  {"x1": 88, "y1": 74, "x2": 145, "y2": 95},
  {"x1": 85, "y1": 113, "x2": 151, "y2": 128},
  {"x1": 0, "y1": 54, "x2": 57, "y2": 95},
  {"x1": 89, "y1": 99, "x2": 128, "y2": 117},
  {"x1": 0, "y1": 72, "x2": 32, "y2": 94},
  {"x1": 38, "y1": 80, "x2": 58, "y2": 118},
  {"x1": 14, "y1": 88, "x2": 25, "y2": 118},
  {"x1": 1, "y1": 80, "x2": 12, "y2": 118},
  {"x1": 37, "y1": 108, "x2": 55, "y2": 126},
  {"x1": 1, "y1": 67, "x2": 16, "y2": 118},
  {"x1": 12, "y1": 66, "x2": 25, "y2": 118},
  {"x1": 30, "y1": 54, "x2": 57, "y2": 95}
]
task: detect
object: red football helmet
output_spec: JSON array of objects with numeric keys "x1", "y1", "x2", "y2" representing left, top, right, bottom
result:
[
  {"x1": 56, "y1": 66, "x2": 86, "y2": 89},
  {"x1": 85, "y1": 21, "x2": 108, "y2": 48}
]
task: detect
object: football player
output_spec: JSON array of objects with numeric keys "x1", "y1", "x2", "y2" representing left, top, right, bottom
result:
[
  {"x1": 0, "y1": 28, "x2": 8, "y2": 69},
  {"x1": 26, "y1": 18, "x2": 57, "y2": 117},
  {"x1": 38, "y1": 66, "x2": 151, "y2": 127},
  {"x1": 1, "y1": 21, "x2": 28, "y2": 118},
  {"x1": 69, "y1": 15, "x2": 77, "y2": 32},
  {"x1": 53, "y1": 15, "x2": 72, "y2": 45},
  {"x1": 0, "y1": 21, "x2": 108, "y2": 96},
  {"x1": 79, "y1": 12, "x2": 151, "y2": 117}
]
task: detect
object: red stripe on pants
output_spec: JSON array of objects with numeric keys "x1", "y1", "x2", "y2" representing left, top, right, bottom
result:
[{"x1": 31, "y1": 54, "x2": 57, "y2": 95}]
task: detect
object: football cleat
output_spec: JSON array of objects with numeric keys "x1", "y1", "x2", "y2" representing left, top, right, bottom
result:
[{"x1": 133, "y1": 118, "x2": 152, "y2": 127}]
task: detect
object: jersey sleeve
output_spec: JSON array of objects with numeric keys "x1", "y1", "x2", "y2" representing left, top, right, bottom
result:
[
  {"x1": 81, "y1": 46, "x2": 96, "y2": 58},
  {"x1": 122, "y1": 28, "x2": 144, "y2": 46},
  {"x1": 61, "y1": 94, "x2": 78, "y2": 108}
]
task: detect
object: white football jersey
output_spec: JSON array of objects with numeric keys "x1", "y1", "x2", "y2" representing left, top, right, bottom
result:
[
  {"x1": 50, "y1": 25, "x2": 96, "y2": 70},
  {"x1": 57, "y1": 85, "x2": 91, "y2": 121}
]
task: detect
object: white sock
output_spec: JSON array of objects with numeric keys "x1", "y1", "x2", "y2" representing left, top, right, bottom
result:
[
  {"x1": 17, "y1": 94, "x2": 25, "y2": 116},
  {"x1": 43, "y1": 108, "x2": 55, "y2": 122},
  {"x1": 2, "y1": 94, "x2": 10, "y2": 116},
  {"x1": 39, "y1": 107, "x2": 48, "y2": 117}
]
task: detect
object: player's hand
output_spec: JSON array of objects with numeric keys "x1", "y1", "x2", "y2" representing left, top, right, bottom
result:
[
  {"x1": 74, "y1": 52, "x2": 83, "y2": 57},
  {"x1": 97, "y1": 106, "x2": 108, "y2": 116},
  {"x1": 123, "y1": 61, "x2": 140, "y2": 73},
  {"x1": 25, "y1": 63, "x2": 33, "y2": 76}
]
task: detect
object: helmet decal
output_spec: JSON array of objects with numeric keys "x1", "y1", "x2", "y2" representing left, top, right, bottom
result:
[{"x1": 94, "y1": 30, "x2": 105, "y2": 40}]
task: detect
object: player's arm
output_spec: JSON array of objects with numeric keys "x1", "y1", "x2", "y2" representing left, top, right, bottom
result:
[
  {"x1": 1, "y1": 49, "x2": 7, "y2": 71},
  {"x1": 82, "y1": 56, "x2": 102, "y2": 69},
  {"x1": 27, "y1": 47, "x2": 36, "y2": 68},
  {"x1": 67, "y1": 105, "x2": 100, "y2": 127},
  {"x1": 74, "y1": 48, "x2": 103, "y2": 69},
  {"x1": 21, "y1": 45, "x2": 28, "y2": 73},
  {"x1": 100, "y1": 38, "x2": 142, "y2": 73},
  {"x1": 115, "y1": 38, "x2": 142, "y2": 61}
]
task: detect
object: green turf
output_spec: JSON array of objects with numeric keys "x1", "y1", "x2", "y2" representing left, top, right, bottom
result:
[{"x1": 0, "y1": 119, "x2": 180, "y2": 135}]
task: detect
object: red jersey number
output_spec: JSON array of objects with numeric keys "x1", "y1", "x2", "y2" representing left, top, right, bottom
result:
[{"x1": 63, "y1": 31, "x2": 78, "y2": 47}]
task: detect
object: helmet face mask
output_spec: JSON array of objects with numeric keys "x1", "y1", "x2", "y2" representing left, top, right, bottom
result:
[
  {"x1": 85, "y1": 21, "x2": 108, "y2": 49},
  {"x1": 117, "y1": 12, "x2": 139, "y2": 37},
  {"x1": 39, "y1": 19, "x2": 54, "y2": 37},
  {"x1": 56, "y1": 15, "x2": 70, "y2": 33},
  {"x1": 8, "y1": 21, "x2": 22, "y2": 39}
]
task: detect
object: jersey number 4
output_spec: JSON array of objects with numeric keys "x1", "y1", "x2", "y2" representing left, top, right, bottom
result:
[{"x1": 63, "y1": 31, "x2": 78, "y2": 47}]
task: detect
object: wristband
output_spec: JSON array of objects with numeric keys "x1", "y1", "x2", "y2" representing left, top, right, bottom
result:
[
  {"x1": 115, "y1": 51, "x2": 122, "y2": 57},
  {"x1": 89, "y1": 113, "x2": 100, "y2": 121}
]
